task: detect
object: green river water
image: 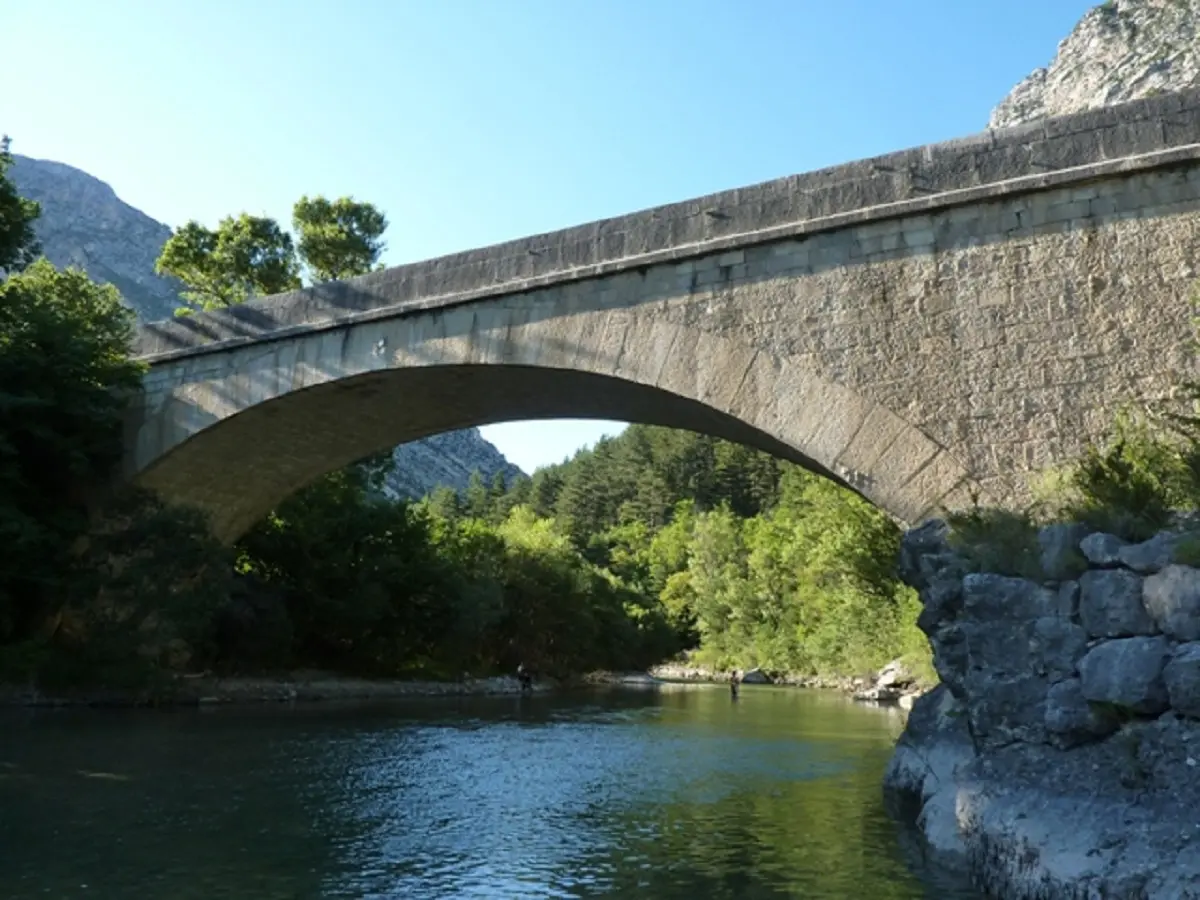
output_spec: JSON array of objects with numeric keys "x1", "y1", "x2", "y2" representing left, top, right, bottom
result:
[{"x1": 0, "y1": 684, "x2": 981, "y2": 899}]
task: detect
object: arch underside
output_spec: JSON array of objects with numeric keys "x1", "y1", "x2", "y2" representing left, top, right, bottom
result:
[{"x1": 131, "y1": 361, "x2": 976, "y2": 543}]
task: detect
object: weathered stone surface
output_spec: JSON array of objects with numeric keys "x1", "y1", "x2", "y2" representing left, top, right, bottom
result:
[
  {"x1": 990, "y1": 0, "x2": 1200, "y2": 129},
  {"x1": 740, "y1": 668, "x2": 770, "y2": 684},
  {"x1": 1030, "y1": 617, "x2": 1089, "y2": 682},
  {"x1": 916, "y1": 576, "x2": 962, "y2": 635},
  {"x1": 965, "y1": 671, "x2": 1049, "y2": 748},
  {"x1": 962, "y1": 574, "x2": 1058, "y2": 621},
  {"x1": 1118, "y1": 531, "x2": 1186, "y2": 575},
  {"x1": 1079, "y1": 636, "x2": 1171, "y2": 715},
  {"x1": 1038, "y1": 522, "x2": 1089, "y2": 582},
  {"x1": 1056, "y1": 580, "x2": 1081, "y2": 621},
  {"x1": 1079, "y1": 568, "x2": 1156, "y2": 638},
  {"x1": 1080, "y1": 532, "x2": 1128, "y2": 567},
  {"x1": 1143, "y1": 564, "x2": 1200, "y2": 641},
  {"x1": 1044, "y1": 677, "x2": 1118, "y2": 748},
  {"x1": 1164, "y1": 642, "x2": 1200, "y2": 719},
  {"x1": 124, "y1": 88, "x2": 1200, "y2": 542}
]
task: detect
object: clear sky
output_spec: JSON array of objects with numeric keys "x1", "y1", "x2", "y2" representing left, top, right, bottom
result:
[{"x1": 4, "y1": 0, "x2": 1094, "y2": 473}]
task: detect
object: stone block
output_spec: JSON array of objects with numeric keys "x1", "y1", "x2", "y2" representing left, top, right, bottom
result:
[
  {"x1": 1142, "y1": 565, "x2": 1200, "y2": 641},
  {"x1": 1164, "y1": 643, "x2": 1200, "y2": 719},
  {"x1": 962, "y1": 573, "x2": 1059, "y2": 621},
  {"x1": 965, "y1": 671, "x2": 1050, "y2": 748},
  {"x1": 1038, "y1": 522, "x2": 1090, "y2": 581},
  {"x1": 1080, "y1": 532, "x2": 1128, "y2": 566},
  {"x1": 1079, "y1": 636, "x2": 1171, "y2": 716},
  {"x1": 1118, "y1": 531, "x2": 1186, "y2": 574},
  {"x1": 1044, "y1": 677, "x2": 1119, "y2": 748},
  {"x1": 1079, "y1": 569, "x2": 1156, "y2": 638}
]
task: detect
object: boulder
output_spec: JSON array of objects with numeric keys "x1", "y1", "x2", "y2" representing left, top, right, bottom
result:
[
  {"x1": 1078, "y1": 636, "x2": 1171, "y2": 716},
  {"x1": 1118, "y1": 531, "x2": 1185, "y2": 575},
  {"x1": 1044, "y1": 677, "x2": 1119, "y2": 747},
  {"x1": 1038, "y1": 522, "x2": 1089, "y2": 581},
  {"x1": 1142, "y1": 565, "x2": 1200, "y2": 641},
  {"x1": 1164, "y1": 642, "x2": 1200, "y2": 719},
  {"x1": 740, "y1": 668, "x2": 771, "y2": 684},
  {"x1": 916, "y1": 575, "x2": 962, "y2": 635},
  {"x1": 931, "y1": 623, "x2": 969, "y2": 698},
  {"x1": 961, "y1": 573, "x2": 1058, "y2": 621},
  {"x1": 960, "y1": 617, "x2": 1085, "y2": 682},
  {"x1": 1030, "y1": 617, "x2": 1089, "y2": 682},
  {"x1": 964, "y1": 671, "x2": 1049, "y2": 748},
  {"x1": 876, "y1": 659, "x2": 914, "y2": 688},
  {"x1": 1079, "y1": 532, "x2": 1127, "y2": 567},
  {"x1": 1078, "y1": 568, "x2": 1156, "y2": 638}
]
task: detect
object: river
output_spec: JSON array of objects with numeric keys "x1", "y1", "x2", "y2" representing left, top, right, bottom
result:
[{"x1": 0, "y1": 684, "x2": 979, "y2": 899}]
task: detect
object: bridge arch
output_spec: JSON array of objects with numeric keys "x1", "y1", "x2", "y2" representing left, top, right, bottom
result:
[{"x1": 127, "y1": 301, "x2": 974, "y2": 542}]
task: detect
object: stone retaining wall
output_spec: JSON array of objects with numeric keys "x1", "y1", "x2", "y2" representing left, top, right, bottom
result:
[{"x1": 887, "y1": 519, "x2": 1200, "y2": 898}]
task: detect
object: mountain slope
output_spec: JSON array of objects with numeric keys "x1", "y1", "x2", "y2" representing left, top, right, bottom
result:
[
  {"x1": 990, "y1": 0, "x2": 1200, "y2": 129},
  {"x1": 9, "y1": 154, "x2": 524, "y2": 498}
]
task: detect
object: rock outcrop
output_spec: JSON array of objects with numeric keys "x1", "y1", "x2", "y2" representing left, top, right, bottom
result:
[
  {"x1": 886, "y1": 520, "x2": 1200, "y2": 898},
  {"x1": 9, "y1": 153, "x2": 524, "y2": 499},
  {"x1": 11, "y1": 155, "x2": 184, "y2": 321},
  {"x1": 990, "y1": 0, "x2": 1200, "y2": 129}
]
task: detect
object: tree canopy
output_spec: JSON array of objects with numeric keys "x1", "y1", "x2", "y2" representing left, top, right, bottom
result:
[{"x1": 0, "y1": 136, "x2": 41, "y2": 274}]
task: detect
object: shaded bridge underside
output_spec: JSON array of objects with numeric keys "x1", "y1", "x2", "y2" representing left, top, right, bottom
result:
[{"x1": 132, "y1": 363, "x2": 973, "y2": 542}]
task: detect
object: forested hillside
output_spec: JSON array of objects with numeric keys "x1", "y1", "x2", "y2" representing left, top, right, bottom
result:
[{"x1": 428, "y1": 426, "x2": 929, "y2": 678}]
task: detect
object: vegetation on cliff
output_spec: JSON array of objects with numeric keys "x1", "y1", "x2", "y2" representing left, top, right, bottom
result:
[{"x1": 0, "y1": 142, "x2": 926, "y2": 692}]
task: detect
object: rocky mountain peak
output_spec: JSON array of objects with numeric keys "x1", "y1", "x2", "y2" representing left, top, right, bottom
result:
[
  {"x1": 990, "y1": 0, "x2": 1200, "y2": 129},
  {"x1": 10, "y1": 155, "x2": 185, "y2": 321}
]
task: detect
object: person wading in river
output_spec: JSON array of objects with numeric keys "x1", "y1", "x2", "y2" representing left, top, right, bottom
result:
[
  {"x1": 517, "y1": 663, "x2": 534, "y2": 693},
  {"x1": 730, "y1": 670, "x2": 740, "y2": 700}
]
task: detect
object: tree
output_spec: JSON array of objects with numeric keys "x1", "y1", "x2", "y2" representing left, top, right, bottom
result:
[
  {"x1": 0, "y1": 136, "x2": 41, "y2": 274},
  {"x1": 292, "y1": 195, "x2": 387, "y2": 282},
  {"x1": 156, "y1": 214, "x2": 301, "y2": 313},
  {"x1": 0, "y1": 260, "x2": 144, "y2": 641}
]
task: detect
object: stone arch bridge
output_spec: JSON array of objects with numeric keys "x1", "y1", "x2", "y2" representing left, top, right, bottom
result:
[{"x1": 128, "y1": 89, "x2": 1200, "y2": 542}]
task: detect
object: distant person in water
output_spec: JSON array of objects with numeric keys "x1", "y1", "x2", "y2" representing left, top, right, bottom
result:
[
  {"x1": 517, "y1": 663, "x2": 534, "y2": 693},
  {"x1": 730, "y1": 670, "x2": 740, "y2": 699}
]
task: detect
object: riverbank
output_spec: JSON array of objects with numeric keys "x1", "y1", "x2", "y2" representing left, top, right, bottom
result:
[
  {"x1": 643, "y1": 659, "x2": 930, "y2": 706},
  {"x1": 0, "y1": 659, "x2": 931, "y2": 709},
  {"x1": 0, "y1": 670, "x2": 555, "y2": 708}
]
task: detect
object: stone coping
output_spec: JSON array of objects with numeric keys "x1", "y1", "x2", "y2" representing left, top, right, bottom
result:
[{"x1": 134, "y1": 87, "x2": 1200, "y2": 363}]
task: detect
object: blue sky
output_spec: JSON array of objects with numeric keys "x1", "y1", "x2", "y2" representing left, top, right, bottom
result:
[{"x1": 5, "y1": 0, "x2": 1094, "y2": 473}]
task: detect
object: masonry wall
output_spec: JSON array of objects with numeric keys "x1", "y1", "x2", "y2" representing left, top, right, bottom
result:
[
  {"x1": 130, "y1": 90, "x2": 1200, "y2": 533},
  {"x1": 900, "y1": 520, "x2": 1200, "y2": 749}
]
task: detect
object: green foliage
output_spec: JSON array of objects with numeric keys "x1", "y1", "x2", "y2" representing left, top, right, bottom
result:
[
  {"x1": 1031, "y1": 410, "x2": 1200, "y2": 541},
  {"x1": 292, "y1": 195, "x2": 387, "y2": 282},
  {"x1": 1175, "y1": 534, "x2": 1200, "y2": 567},
  {"x1": 158, "y1": 195, "x2": 389, "y2": 316},
  {"x1": 0, "y1": 136, "x2": 41, "y2": 273},
  {"x1": 156, "y1": 215, "x2": 302, "y2": 313},
  {"x1": 945, "y1": 505, "x2": 1044, "y2": 579},
  {"x1": 0, "y1": 260, "x2": 143, "y2": 643}
]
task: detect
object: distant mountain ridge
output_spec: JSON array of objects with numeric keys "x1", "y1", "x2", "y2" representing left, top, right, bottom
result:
[{"x1": 8, "y1": 154, "x2": 524, "y2": 499}]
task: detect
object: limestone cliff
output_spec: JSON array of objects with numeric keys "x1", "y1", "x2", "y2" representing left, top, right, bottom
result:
[
  {"x1": 990, "y1": 0, "x2": 1200, "y2": 129},
  {"x1": 9, "y1": 154, "x2": 524, "y2": 498},
  {"x1": 11, "y1": 155, "x2": 184, "y2": 321}
]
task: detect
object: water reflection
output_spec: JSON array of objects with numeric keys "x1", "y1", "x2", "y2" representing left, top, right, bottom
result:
[{"x1": 0, "y1": 688, "x2": 978, "y2": 899}]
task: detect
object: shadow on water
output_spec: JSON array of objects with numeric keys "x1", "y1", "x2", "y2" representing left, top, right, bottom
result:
[{"x1": 0, "y1": 687, "x2": 979, "y2": 899}]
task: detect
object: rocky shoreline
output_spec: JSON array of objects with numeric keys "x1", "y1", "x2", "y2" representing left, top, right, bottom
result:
[
  {"x1": 0, "y1": 671, "x2": 555, "y2": 708},
  {"x1": 0, "y1": 658, "x2": 929, "y2": 709},
  {"x1": 645, "y1": 659, "x2": 929, "y2": 706},
  {"x1": 885, "y1": 519, "x2": 1200, "y2": 899}
]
